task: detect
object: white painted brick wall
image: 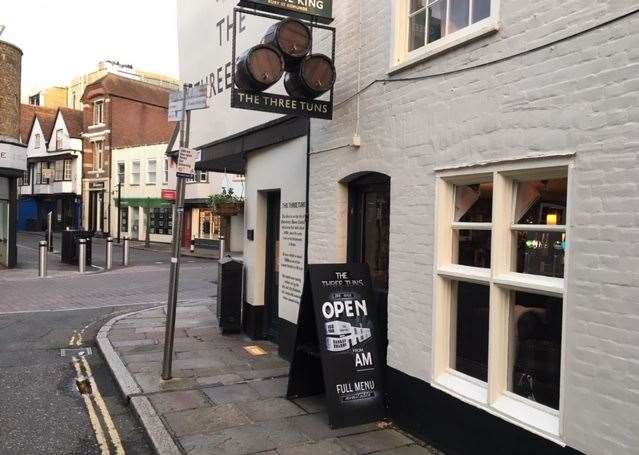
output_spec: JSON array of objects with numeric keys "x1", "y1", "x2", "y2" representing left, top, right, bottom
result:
[{"x1": 308, "y1": 1, "x2": 639, "y2": 453}]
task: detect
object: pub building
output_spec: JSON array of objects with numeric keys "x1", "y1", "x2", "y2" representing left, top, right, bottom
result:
[
  {"x1": 177, "y1": 0, "x2": 311, "y2": 355},
  {"x1": 0, "y1": 39, "x2": 26, "y2": 268},
  {"x1": 178, "y1": 1, "x2": 638, "y2": 454}
]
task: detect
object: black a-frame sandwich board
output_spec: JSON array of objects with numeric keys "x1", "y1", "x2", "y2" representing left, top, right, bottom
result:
[{"x1": 286, "y1": 263, "x2": 385, "y2": 429}]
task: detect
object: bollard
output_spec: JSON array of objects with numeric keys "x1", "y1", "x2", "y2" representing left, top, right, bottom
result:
[
  {"x1": 190, "y1": 238, "x2": 195, "y2": 253},
  {"x1": 106, "y1": 237, "x2": 113, "y2": 270},
  {"x1": 122, "y1": 237, "x2": 130, "y2": 266},
  {"x1": 78, "y1": 238, "x2": 87, "y2": 274},
  {"x1": 219, "y1": 235, "x2": 225, "y2": 259},
  {"x1": 47, "y1": 212, "x2": 54, "y2": 252},
  {"x1": 38, "y1": 240, "x2": 48, "y2": 278}
]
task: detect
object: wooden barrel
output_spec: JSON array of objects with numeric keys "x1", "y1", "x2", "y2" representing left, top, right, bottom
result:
[
  {"x1": 262, "y1": 19, "x2": 312, "y2": 71},
  {"x1": 234, "y1": 45, "x2": 284, "y2": 93},
  {"x1": 284, "y1": 54, "x2": 336, "y2": 100}
]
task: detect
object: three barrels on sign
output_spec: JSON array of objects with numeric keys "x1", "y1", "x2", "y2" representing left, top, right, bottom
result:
[{"x1": 234, "y1": 18, "x2": 336, "y2": 99}]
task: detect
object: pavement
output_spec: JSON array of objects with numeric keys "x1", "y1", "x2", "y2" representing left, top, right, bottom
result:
[{"x1": 98, "y1": 304, "x2": 442, "y2": 455}]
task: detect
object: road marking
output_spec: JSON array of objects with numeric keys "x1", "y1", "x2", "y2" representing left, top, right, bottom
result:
[
  {"x1": 80, "y1": 355, "x2": 125, "y2": 455},
  {"x1": 0, "y1": 297, "x2": 214, "y2": 315},
  {"x1": 71, "y1": 357, "x2": 110, "y2": 455}
]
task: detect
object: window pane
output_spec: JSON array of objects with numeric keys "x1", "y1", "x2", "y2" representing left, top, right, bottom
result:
[
  {"x1": 510, "y1": 292, "x2": 562, "y2": 410},
  {"x1": 453, "y1": 281, "x2": 489, "y2": 382},
  {"x1": 515, "y1": 230, "x2": 565, "y2": 278},
  {"x1": 410, "y1": 0, "x2": 426, "y2": 13},
  {"x1": 408, "y1": 10, "x2": 426, "y2": 51},
  {"x1": 427, "y1": 0, "x2": 446, "y2": 43},
  {"x1": 455, "y1": 182, "x2": 493, "y2": 222},
  {"x1": 472, "y1": 0, "x2": 491, "y2": 22},
  {"x1": 515, "y1": 178, "x2": 567, "y2": 225},
  {"x1": 448, "y1": 0, "x2": 470, "y2": 34},
  {"x1": 455, "y1": 229, "x2": 491, "y2": 268}
]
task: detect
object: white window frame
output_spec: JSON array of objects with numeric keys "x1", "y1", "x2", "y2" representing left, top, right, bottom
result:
[
  {"x1": 117, "y1": 162, "x2": 126, "y2": 184},
  {"x1": 198, "y1": 171, "x2": 208, "y2": 183},
  {"x1": 432, "y1": 155, "x2": 573, "y2": 445},
  {"x1": 54, "y1": 160, "x2": 64, "y2": 181},
  {"x1": 131, "y1": 160, "x2": 141, "y2": 185},
  {"x1": 147, "y1": 159, "x2": 157, "y2": 185},
  {"x1": 55, "y1": 129, "x2": 64, "y2": 150},
  {"x1": 391, "y1": 0, "x2": 501, "y2": 74},
  {"x1": 63, "y1": 159, "x2": 72, "y2": 181},
  {"x1": 93, "y1": 141, "x2": 104, "y2": 171},
  {"x1": 93, "y1": 100, "x2": 104, "y2": 125},
  {"x1": 34, "y1": 133, "x2": 41, "y2": 149},
  {"x1": 163, "y1": 158, "x2": 169, "y2": 184}
]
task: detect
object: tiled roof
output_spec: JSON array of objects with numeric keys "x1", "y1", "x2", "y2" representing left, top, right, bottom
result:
[
  {"x1": 82, "y1": 73, "x2": 172, "y2": 107},
  {"x1": 58, "y1": 107, "x2": 83, "y2": 138},
  {"x1": 20, "y1": 104, "x2": 57, "y2": 145}
]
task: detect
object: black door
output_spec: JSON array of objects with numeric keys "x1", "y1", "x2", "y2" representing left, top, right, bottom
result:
[
  {"x1": 348, "y1": 173, "x2": 391, "y2": 366},
  {"x1": 89, "y1": 191, "x2": 98, "y2": 232},
  {"x1": 264, "y1": 191, "x2": 281, "y2": 340}
]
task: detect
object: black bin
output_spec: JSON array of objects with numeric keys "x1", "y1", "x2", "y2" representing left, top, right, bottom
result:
[
  {"x1": 217, "y1": 257, "x2": 243, "y2": 334},
  {"x1": 61, "y1": 230, "x2": 94, "y2": 266}
]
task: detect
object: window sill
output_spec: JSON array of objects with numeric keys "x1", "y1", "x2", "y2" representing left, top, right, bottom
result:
[
  {"x1": 434, "y1": 372, "x2": 563, "y2": 445},
  {"x1": 433, "y1": 370, "x2": 488, "y2": 406},
  {"x1": 493, "y1": 272, "x2": 564, "y2": 297},
  {"x1": 389, "y1": 17, "x2": 500, "y2": 75},
  {"x1": 437, "y1": 264, "x2": 491, "y2": 284},
  {"x1": 88, "y1": 123, "x2": 106, "y2": 130}
]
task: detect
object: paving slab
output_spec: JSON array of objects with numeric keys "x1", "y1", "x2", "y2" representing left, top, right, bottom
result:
[{"x1": 99, "y1": 303, "x2": 441, "y2": 455}]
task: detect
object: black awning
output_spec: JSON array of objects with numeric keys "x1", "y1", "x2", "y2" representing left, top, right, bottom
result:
[{"x1": 196, "y1": 116, "x2": 308, "y2": 174}]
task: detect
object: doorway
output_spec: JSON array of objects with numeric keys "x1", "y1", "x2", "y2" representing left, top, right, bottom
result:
[
  {"x1": 348, "y1": 173, "x2": 391, "y2": 366},
  {"x1": 264, "y1": 191, "x2": 281, "y2": 341},
  {"x1": 88, "y1": 190, "x2": 104, "y2": 232}
]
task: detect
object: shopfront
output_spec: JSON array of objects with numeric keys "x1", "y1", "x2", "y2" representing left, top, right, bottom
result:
[{"x1": 0, "y1": 139, "x2": 27, "y2": 268}]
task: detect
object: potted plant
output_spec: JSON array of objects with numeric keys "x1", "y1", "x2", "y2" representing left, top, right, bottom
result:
[{"x1": 208, "y1": 187, "x2": 244, "y2": 217}]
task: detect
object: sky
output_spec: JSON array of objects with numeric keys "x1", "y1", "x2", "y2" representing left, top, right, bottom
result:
[{"x1": 1, "y1": 0, "x2": 180, "y2": 98}]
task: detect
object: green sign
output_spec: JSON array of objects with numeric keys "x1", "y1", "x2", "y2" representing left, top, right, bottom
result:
[{"x1": 238, "y1": 0, "x2": 333, "y2": 23}]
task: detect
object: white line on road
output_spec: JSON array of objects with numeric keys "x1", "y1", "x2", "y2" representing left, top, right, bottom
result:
[{"x1": 0, "y1": 297, "x2": 214, "y2": 315}]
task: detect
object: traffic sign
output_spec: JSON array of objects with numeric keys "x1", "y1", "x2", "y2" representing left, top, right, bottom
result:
[
  {"x1": 168, "y1": 85, "x2": 208, "y2": 121},
  {"x1": 161, "y1": 189, "x2": 177, "y2": 201},
  {"x1": 176, "y1": 147, "x2": 196, "y2": 178}
]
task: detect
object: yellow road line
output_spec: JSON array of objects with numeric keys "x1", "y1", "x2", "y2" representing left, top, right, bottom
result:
[
  {"x1": 80, "y1": 356, "x2": 125, "y2": 455},
  {"x1": 72, "y1": 357, "x2": 110, "y2": 455}
]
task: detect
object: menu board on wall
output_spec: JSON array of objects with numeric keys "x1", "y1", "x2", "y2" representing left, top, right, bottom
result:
[
  {"x1": 279, "y1": 201, "x2": 306, "y2": 311},
  {"x1": 287, "y1": 263, "x2": 385, "y2": 428}
]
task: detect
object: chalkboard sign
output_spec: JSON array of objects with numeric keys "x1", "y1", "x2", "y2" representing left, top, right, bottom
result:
[{"x1": 287, "y1": 264, "x2": 385, "y2": 428}]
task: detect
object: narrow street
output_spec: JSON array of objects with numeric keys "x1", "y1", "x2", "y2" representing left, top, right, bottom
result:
[{"x1": 0, "y1": 239, "x2": 218, "y2": 454}]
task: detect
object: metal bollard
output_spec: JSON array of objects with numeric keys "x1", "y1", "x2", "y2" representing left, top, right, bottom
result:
[
  {"x1": 190, "y1": 238, "x2": 195, "y2": 253},
  {"x1": 78, "y1": 239, "x2": 87, "y2": 274},
  {"x1": 47, "y1": 212, "x2": 53, "y2": 252},
  {"x1": 122, "y1": 237, "x2": 130, "y2": 266},
  {"x1": 219, "y1": 235, "x2": 225, "y2": 259},
  {"x1": 106, "y1": 237, "x2": 113, "y2": 270},
  {"x1": 38, "y1": 240, "x2": 48, "y2": 277}
]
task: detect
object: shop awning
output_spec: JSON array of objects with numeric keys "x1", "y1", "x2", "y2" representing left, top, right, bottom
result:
[
  {"x1": 0, "y1": 138, "x2": 27, "y2": 176},
  {"x1": 196, "y1": 116, "x2": 309, "y2": 174},
  {"x1": 117, "y1": 197, "x2": 173, "y2": 208}
]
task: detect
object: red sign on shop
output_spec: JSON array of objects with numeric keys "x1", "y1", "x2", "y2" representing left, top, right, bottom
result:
[{"x1": 161, "y1": 189, "x2": 177, "y2": 201}]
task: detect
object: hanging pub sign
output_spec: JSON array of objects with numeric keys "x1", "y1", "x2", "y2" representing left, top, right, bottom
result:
[
  {"x1": 230, "y1": 6, "x2": 336, "y2": 120},
  {"x1": 287, "y1": 264, "x2": 385, "y2": 429},
  {"x1": 237, "y1": 0, "x2": 333, "y2": 24}
]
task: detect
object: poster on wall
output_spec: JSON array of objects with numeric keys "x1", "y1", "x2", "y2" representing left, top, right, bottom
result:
[
  {"x1": 279, "y1": 201, "x2": 306, "y2": 314},
  {"x1": 287, "y1": 263, "x2": 385, "y2": 428}
]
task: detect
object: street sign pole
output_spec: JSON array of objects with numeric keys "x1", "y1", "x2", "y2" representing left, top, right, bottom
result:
[{"x1": 162, "y1": 83, "x2": 191, "y2": 380}]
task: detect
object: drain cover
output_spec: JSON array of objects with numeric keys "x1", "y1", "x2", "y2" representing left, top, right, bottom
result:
[{"x1": 61, "y1": 347, "x2": 93, "y2": 357}]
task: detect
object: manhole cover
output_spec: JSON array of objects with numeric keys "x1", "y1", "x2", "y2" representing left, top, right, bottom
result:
[{"x1": 60, "y1": 347, "x2": 93, "y2": 357}]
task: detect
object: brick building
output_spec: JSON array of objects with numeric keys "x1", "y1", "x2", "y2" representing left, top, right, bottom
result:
[
  {"x1": 0, "y1": 39, "x2": 26, "y2": 268},
  {"x1": 80, "y1": 74, "x2": 175, "y2": 233},
  {"x1": 304, "y1": 1, "x2": 639, "y2": 454}
]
